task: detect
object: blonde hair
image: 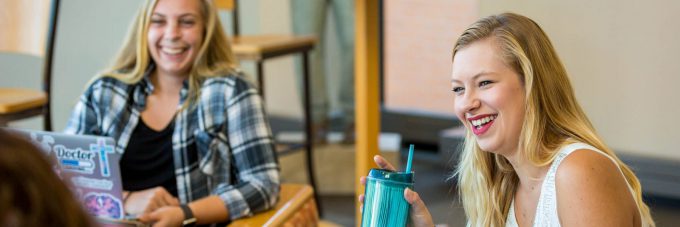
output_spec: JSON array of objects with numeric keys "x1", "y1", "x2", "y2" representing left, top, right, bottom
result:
[
  {"x1": 452, "y1": 13, "x2": 654, "y2": 227},
  {"x1": 100, "y1": 0, "x2": 238, "y2": 107}
]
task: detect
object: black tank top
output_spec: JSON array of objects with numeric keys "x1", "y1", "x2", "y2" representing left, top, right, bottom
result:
[{"x1": 120, "y1": 119, "x2": 178, "y2": 197}]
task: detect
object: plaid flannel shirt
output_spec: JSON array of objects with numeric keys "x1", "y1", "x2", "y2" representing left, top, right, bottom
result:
[{"x1": 64, "y1": 71, "x2": 279, "y2": 220}]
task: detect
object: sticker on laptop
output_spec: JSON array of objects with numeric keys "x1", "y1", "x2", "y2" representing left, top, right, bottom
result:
[
  {"x1": 83, "y1": 192, "x2": 124, "y2": 220},
  {"x1": 91, "y1": 138, "x2": 115, "y2": 177},
  {"x1": 71, "y1": 176, "x2": 114, "y2": 190},
  {"x1": 55, "y1": 144, "x2": 97, "y2": 174}
]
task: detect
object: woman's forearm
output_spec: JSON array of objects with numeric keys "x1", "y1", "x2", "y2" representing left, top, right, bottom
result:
[{"x1": 188, "y1": 195, "x2": 230, "y2": 224}]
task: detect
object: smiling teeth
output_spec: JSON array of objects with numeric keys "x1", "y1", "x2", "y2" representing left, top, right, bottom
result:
[
  {"x1": 162, "y1": 47, "x2": 184, "y2": 54},
  {"x1": 471, "y1": 115, "x2": 496, "y2": 127}
]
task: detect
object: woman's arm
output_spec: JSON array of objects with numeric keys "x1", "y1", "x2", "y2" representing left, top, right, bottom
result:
[
  {"x1": 556, "y1": 149, "x2": 640, "y2": 227},
  {"x1": 141, "y1": 78, "x2": 280, "y2": 225},
  {"x1": 218, "y1": 78, "x2": 280, "y2": 220},
  {"x1": 139, "y1": 195, "x2": 228, "y2": 226}
]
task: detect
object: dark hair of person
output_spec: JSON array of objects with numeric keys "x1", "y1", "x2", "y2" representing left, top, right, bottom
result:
[{"x1": 0, "y1": 129, "x2": 94, "y2": 227}]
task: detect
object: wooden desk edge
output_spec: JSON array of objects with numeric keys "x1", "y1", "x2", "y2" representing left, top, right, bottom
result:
[{"x1": 228, "y1": 184, "x2": 315, "y2": 227}]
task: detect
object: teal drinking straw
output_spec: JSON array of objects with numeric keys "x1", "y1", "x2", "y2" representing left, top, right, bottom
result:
[{"x1": 405, "y1": 144, "x2": 414, "y2": 173}]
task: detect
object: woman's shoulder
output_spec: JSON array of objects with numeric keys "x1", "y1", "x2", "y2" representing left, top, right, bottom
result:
[
  {"x1": 555, "y1": 146, "x2": 622, "y2": 185},
  {"x1": 200, "y1": 72, "x2": 257, "y2": 92},
  {"x1": 553, "y1": 144, "x2": 637, "y2": 225},
  {"x1": 554, "y1": 143, "x2": 624, "y2": 191},
  {"x1": 79, "y1": 76, "x2": 135, "y2": 102},
  {"x1": 85, "y1": 76, "x2": 133, "y2": 93}
]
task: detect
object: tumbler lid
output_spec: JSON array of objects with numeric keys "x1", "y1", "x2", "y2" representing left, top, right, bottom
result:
[{"x1": 368, "y1": 168, "x2": 414, "y2": 183}]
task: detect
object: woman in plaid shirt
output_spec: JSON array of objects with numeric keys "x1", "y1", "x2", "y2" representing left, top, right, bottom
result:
[{"x1": 64, "y1": 0, "x2": 279, "y2": 225}]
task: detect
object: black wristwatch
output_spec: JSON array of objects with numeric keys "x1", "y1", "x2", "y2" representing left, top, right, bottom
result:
[{"x1": 179, "y1": 204, "x2": 197, "y2": 226}]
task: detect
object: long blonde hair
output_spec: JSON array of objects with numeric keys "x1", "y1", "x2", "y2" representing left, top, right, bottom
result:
[
  {"x1": 453, "y1": 13, "x2": 654, "y2": 227},
  {"x1": 100, "y1": 0, "x2": 238, "y2": 107}
]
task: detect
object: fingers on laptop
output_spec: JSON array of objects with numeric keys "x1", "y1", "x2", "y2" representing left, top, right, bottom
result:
[
  {"x1": 127, "y1": 187, "x2": 179, "y2": 215},
  {"x1": 162, "y1": 191, "x2": 179, "y2": 206},
  {"x1": 147, "y1": 187, "x2": 177, "y2": 212}
]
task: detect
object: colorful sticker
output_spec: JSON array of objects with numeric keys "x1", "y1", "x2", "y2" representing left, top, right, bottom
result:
[
  {"x1": 83, "y1": 192, "x2": 124, "y2": 220},
  {"x1": 91, "y1": 138, "x2": 115, "y2": 177}
]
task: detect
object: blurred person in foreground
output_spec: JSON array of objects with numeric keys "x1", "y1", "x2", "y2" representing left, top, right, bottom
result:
[{"x1": 0, "y1": 129, "x2": 94, "y2": 227}]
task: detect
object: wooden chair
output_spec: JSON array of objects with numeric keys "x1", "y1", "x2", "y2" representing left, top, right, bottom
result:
[
  {"x1": 0, "y1": 0, "x2": 60, "y2": 131},
  {"x1": 228, "y1": 183, "x2": 319, "y2": 227},
  {"x1": 214, "y1": 0, "x2": 322, "y2": 215}
]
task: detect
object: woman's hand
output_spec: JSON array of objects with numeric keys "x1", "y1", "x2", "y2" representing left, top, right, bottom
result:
[
  {"x1": 138, "y1": 206, "x2": 184, "y2": 227},
  {"x1": 124, "y1": 187, "x2": 180, "y2": 215},
  {"x1": 404, "y1": 188, "x2": 434, "y2": 227},
  {"x1": 358, "y1": 155, "x2": 434, "y2": 227},
  {"x1": 358, "y1": 155, "x2": 397, "y2": 211}
]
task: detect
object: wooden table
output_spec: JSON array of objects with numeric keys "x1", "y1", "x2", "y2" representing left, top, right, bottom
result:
[{"x1": 228, "y1": 184, "x2": 318, "y2": 227}]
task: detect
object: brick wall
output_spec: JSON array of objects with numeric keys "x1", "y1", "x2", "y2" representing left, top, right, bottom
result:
[{"x1": 383, "y1": 0, "x2": 478, "y2": 115}]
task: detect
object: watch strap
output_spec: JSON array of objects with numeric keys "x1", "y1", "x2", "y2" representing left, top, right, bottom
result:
[{"x1": 179, "y1": 204, "x2": 197, "y2": 226}]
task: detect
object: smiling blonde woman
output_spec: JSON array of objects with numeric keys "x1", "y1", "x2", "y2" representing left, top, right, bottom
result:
[
  {"x1": 362, "y1": 12, "x2": 654, "y2": 227},
  {"x1": 65, "y1": 0, "x2": 279, "y2": 225},
  {"x1": 451, "y1": 13, "x2": 653, "y2": 227}
]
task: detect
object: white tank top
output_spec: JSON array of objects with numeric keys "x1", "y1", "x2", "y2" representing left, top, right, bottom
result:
[{"x1": 505, "y1": 143, "x2": 647, "y2": 227}]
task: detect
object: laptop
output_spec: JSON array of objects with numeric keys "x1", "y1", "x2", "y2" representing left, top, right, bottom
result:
[{"x1": 9, "y1": 129, "x2": 146, "y2": 226}]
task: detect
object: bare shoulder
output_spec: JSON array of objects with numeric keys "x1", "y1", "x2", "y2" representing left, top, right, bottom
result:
[
  {"x1": 556, "y1": 148, "x2": 622, "y2": 183},
  {"x1": 555, "y1": 149, "x2": 639, "y2": 227}
]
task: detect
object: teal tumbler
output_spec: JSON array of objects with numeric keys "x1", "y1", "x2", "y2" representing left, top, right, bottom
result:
[{"x1": 361, "y1": 168, "x2": 414, "y2": 227}]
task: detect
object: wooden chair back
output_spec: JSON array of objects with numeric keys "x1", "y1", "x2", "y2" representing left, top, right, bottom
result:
[{"x1": 0, "y1": 0, "x2": 60, "y2": 130}]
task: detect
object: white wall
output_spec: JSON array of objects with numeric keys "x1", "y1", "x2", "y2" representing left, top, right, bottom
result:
[
  {"x1": 480, "y1": 0, "x2": 680, "y2": 160},
  {"x1": 52, "y1": 0, "x2": 142, "y2": 131},
  {"x1": 248, "y1": 0, "x2": 302, "y2": 119}
]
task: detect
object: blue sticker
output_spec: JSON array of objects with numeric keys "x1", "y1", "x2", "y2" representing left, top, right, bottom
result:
[{"x1": 90, "y1": 138, "x2": 114, "y2": 177}]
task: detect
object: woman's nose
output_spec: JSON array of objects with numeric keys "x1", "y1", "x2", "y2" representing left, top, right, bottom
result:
[
  {"x1": 459, "y1": 93, "x2": 480, "y2": 113},
  {"x1": 164, "y1": 23, "x2": 181, "y2": 40}
]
